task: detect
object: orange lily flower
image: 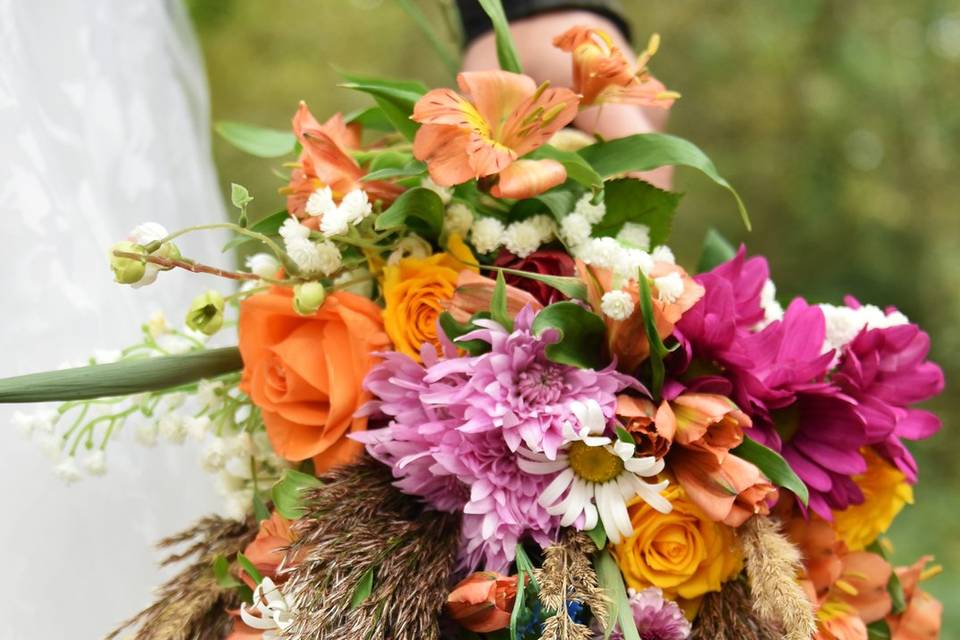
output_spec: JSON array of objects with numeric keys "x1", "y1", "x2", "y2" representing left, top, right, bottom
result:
[
  {"x1": 887, "y1": 556, "x2": 943, "y2": 639},
  {"x1": 286, "y1": 101, "x2": 403, "y2": 217},
  {"x1": 446, "y1": 572, "x2": 518, "y2": 633},
  {"x1": 553, "y1": 27, "x2": 679, "y2": 108},
  {"x1": 446, "y1": 270, "x2": 543, "y2": 324},
  {"x1": 578, "y1": 259, "x2": 704, "y2": 373},
  {"x1": 411, "y1": 71, "x2": 579, "y2": 198}
]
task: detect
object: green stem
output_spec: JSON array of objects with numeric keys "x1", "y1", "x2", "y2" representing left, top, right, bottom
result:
[{"x1": 396, "y1": 0, "x2": 461, "y2": 79}]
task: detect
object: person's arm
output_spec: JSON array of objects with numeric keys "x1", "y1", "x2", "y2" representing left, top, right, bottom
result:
[{"x1": 459, "y1": 7, "x2": 673, "y2": 189}]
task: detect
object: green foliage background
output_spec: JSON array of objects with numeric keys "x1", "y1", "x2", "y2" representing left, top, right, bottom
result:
[{"x1": 187, "y1": 0, "x2": 959, "y2": 626}]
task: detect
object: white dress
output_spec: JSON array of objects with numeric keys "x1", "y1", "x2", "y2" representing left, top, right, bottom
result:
[{"x1": 0, "y1": 1, "x2": 227, "y2": 637}]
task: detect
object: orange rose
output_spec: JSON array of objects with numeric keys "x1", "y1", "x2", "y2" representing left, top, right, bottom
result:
[
  {"x1": 239, "y1": 288, "x2": 389, "y2": 472},
  {"x1": 446, "y1": 572, "x2": 518, "y2": 633},
  {"x1": 243, "y1": 511, "x2": 295, "y2": 579}
]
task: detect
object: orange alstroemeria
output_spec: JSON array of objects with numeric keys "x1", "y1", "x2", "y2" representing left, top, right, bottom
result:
[
  {"x1": 579, "y1": 260, "x2": 704, "y2": 373},
  {"x1": 887, "y1": 556, "x2": 942, "y2": 639},
  {"x1": 446, "y1": 270, "x2": 543, "y2": 324},
  {"x1": 446, "y1": 572, "x2": 518, "y2": 633},
  {"x1": 553, "y1": 27, "x2": 679, "y2": 108},
  {"x1": 411, "y1": 71, "x2": 579, "y2": 198},
  {"x1": 286, "y1": 101, "x2": 403, "y2": 216}
]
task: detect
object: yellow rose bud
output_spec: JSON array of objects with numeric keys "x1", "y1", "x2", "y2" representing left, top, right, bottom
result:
[
  {"x1": 612, "y1": 483, "x2": 743, "y2": 603},
  {"x1": 186, "y1": 290, "x2": 225, "y2": 336},
  {"x1": 109, "y1": 241, "x2": 147, "y2": 284},
  {"x1": 293, "y1": 281, "x2": 327, "y2": 316}
]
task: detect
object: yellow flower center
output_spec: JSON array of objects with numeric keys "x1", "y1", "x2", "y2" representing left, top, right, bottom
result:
[{"x1": 567, "y1": 441, "x2": 623, "y2": 484}]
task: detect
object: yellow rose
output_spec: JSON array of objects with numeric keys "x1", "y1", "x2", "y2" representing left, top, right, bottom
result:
[
  {"x1": 832, "y1": 448, "x2": 913, "y2": 552},
  {"x1": 383, "y1": 234, "x2": 476, "y2": 360},
  {"x1": 612, "y1": 483, "x2": 743, "y2": 602}
]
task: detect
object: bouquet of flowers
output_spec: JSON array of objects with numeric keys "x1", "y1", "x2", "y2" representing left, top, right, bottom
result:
[{"x1": 1, "y1": 5, "x2": 945, "y2": 639}]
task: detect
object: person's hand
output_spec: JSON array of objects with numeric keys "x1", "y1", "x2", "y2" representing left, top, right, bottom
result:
[{"x1": 461, "y1": 10, "x2": 673, "y2": 189}]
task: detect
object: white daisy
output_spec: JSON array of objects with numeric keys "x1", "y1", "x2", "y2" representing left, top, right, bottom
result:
[{"x1": 519, "y1": 399, "x2": 671, "y2": 544}]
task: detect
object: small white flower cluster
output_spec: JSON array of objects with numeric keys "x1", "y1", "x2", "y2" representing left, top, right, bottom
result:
[
  {"x1": 600, "y1": 290, "x2": 635, "y2": 320},
  {"x1": 421, "y1": 176, "x2": 453, "y2": 205},
  {"x1": 387, "y1": 234, "x2": 432, "y2": 265},
  {"x1": 246, "y1": 253, "x2": 281, "y2": 279},
  {"x1": 752, "y1": 279, "x2": 785, "y2": 331},
  {"x1": 304, "y1": 186, "x2": 373, "y2": 237},
  {"x1": 819, "y1": 302, "x2": 909, "y2": 354},
  {"x1": 470, "y1": 214, "x2": 556, "y2": 258},
  {"x1": 443, "y1": 202, "x2": 474, "y2": 238},
  {"x1": 279, "y1": 217, "x2": 342, "y2": 277}
]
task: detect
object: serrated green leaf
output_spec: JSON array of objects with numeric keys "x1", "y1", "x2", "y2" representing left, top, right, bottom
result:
[
  {"x1": 0, "y1": 347, "x2": 243, "y2": 403},
  {"x1": 236, "y1": 552, "x2": 264, "y2": 585},
  {"x1": 271, "y1": 468, "x2": 322, "y2": 519},
  {"x1": 477, "y1": 0, "x2": 522, "y2": 73},
  {"x1": 732, "y1": 436, "x2": 810, "y2": 505},
  {"x1": 222, "y1": 209, "x2": 289, "y2": 253},
  {"x1": 578, "y1": 133, "x2": 750, "y2": 230},
  {"x1": 375, "y1": 187, "x2": 444, "y2": 241},
  {"x1": 215, "y1": 121, "x2": 296, "y2": 158},
  {"x1": 592, "y1": 179, "x2": 681, "y2": 247},
  {"x1": 697, "y1": 228, "x2": 737, "y2": 273},
  {"x1": 531, "y1": 302, "x2": 608, "y2": 369},
  {"x1": 350, "y1": 565, "x2": 376, "y2": 609},
  {"x1": 595, "y1": 549, "x2": 640, "y2": 640},
  {"x1": 528, "y1": 145, "x2": 603, "y2": 189},
  {"x1": 586, "y1": 523, "x2": 608, "y2": 550}
]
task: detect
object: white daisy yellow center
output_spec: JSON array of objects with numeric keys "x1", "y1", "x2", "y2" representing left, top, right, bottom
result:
[{"x1": 567, "y1": 441, "x2": 624, "y2": 484}]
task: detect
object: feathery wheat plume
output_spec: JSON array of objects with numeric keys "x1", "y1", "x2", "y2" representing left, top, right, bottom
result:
[
  {"x1": 690, "y1": 579, "x2": 782, "y2": 640},
  {"x1": 281, "y1": 455, "x2": 462, "y2": 640},
  {"x1": 106, "y1": 515, "x2": 258, "y2": 640},
  {"x1": 535, "y1": 530, "x2": 609, "y2": 640},
  {"x1": 742, "y1": 515, "x2": 817, "y2": 640}
]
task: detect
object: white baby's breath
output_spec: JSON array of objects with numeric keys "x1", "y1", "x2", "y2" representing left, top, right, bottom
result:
[
  {"x1": 601, "y1": 290, "x2": 635, "y2": 320},
  {"x1": 304, "y1": 186, "x2": 336, "y2": 217},
  {"x1": 134, "y1": 422, "x2": 159, "y2": 447},
  {"x1": 616, "y1": 222, "x2": 651, "y2": 251},
  {"x1": 246, "y1": 253, "x2": 281, "y2": 279},
  {"x1": 422, "y1": 177, "x2": 453, "y2": 204},
  {"x1": 278, "y1": 218, "x2": 310, "y2": 241},
  {"x1": 654, "y1": 272, "x2": 685, "y2": 304},
  {"x1": 573, "y1": 193, "x2": 606, "y2": 224},
  {"x1": 82, "y1": 450, "x2": 107, "y2": 476},
  {"x1": 560, "y1": 213, "x2": 592, "y2": 247},
  {"x1": 470, "y1": 216, "x2": 506, "y2": 254},
  {"x1": 503, "y1": 219, "x2": 543, "y2": 258},
  {"x1": 444, "y1": 203, "x2": 474, "y2": 237},
  {"x1": 54, "y1": 457, "x2": 82, "y2": 484},
  {"x1": 651, "y1": 245, "x2": 676, "y2": 264}
]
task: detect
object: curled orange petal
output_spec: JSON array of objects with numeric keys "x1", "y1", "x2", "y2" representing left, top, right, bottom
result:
[{"x1": 491, "y1": 159, "x2": 567, "y2": 199}]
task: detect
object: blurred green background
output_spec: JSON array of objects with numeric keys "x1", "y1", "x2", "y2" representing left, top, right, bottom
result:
[{"x1": 187, "y1": 0, "x2": 959, "y2": 627}]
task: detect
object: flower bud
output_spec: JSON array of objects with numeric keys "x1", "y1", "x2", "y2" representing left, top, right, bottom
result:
[
  {"x1": 446, "y1": 572, "x2": 517, "y2": 633},
  {"x1": 153, "y1": 241, "x2": 181, "y2": 270},
  {"x1": 110, "y1": 241, "x2": 147, "y2": 284},
  {"x1": 186, "y1": 290, "x2": 225, "y2": 336},
  {"x1": 293, "y1": 281, "x2": 327, "y2": 316}
]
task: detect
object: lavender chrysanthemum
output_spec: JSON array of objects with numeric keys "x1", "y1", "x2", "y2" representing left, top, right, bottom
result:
[
  {"x1": 356, "y1": 307, "x2": 639, "y2": 571},
  {"x1": 598, "y1": 587, "x2": 691, "y2": 640}
]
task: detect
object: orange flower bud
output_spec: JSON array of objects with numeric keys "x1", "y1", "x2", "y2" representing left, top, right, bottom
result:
[{"x1": 446, "y1": 571, "x2": 518, "y2": 633}]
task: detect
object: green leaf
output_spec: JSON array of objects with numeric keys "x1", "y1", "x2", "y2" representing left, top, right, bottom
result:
[
  {"x1": 491, "y1": 271, "x2": 512, "y2": 332},
  {"x1": 529, "y1": 145, "x2": 603, "y2": 190},
  {"x1": 215, "y1": 121, "x2": 296, "y2": 158},
  {"x1": 697, "y1": 228, "x2": 737, "y2": 273},
  {"x1": 867, "y1": 620, "x2": 892, "y2": 640},
  {"x1": 477, "y1": 0, "x2": 523, "y2": 73},
  {"x1": 509, "y1": 183, "x2": 582, "y2": 221},
  {"x1": 593, "y1": 179, "x2": 682, "y2": 247},
  {"x1": 362, "y1": 160, "x2": 427, "y2": 182},
  {"x1": 531, "y1": 302, "x2": 608, "y2": 369},
  {"x1": 586, "y1": 523, "x2": 607, "y2": 550},
  {"x1": 615, "y1": 427, "x2": 636, "y2": 446},
  {"x1": 344, "y1": 105, "x2": 395, "y2": 131},
  {"x1": 350, "y1": 565, "x2": 376, "y2": 609},
  {"x1": 236, "y1": 552, "x2": 264, "y2": 585},
  {"x1": 595, "y1": 549, "x2": 640, "y2": 640},
  {"x1": 396, "y1": 0, "x2": 460, "y2": 77},
  {"x1": 578, "y1": 133, "x2": 750, "y2": 230},
  {"x1": 212, "y1": 555, "x2": 243, "y2": 589},
  {"x1": 0, "y1": 347, "x2": 243, "y2": 403},
  {"x1": 375, "y1": 187, "x2": 444, "y2": 241},
  {"x1": 222, "y1": 209, "x2": 289, "y2": 253},
  {"x1": 866, "y1": 539, "x2": 908, "y2": 615},
  {"x1": 638, "y1": 275, "x2": 668, "y2": 399},
  {"x1": 339, "y1": 73, "x2": 427, "y2": 141},
  {"x1": 231, "y1": 183, "x2": 253, "y2": 209},
  {"x1": 438, "y1": 312, "x2": 492, "y2": 356},
  {"x1": 483, "y1": 265, "x2": 588, "y2": 302},
  {"x1": 252, "y1": 493, "x2": 270, "y2": 522},
  {"x1": 732, "y1": 436, "x2": 810, "y2": 505},
  {"x1": 510, "y1": 544, "x2": 538, "y2": 640},
  {"x1": 271, "y1": 468, "x2": 322, "y2": 519}
]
